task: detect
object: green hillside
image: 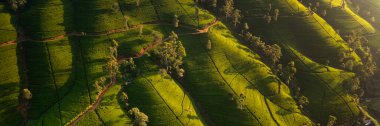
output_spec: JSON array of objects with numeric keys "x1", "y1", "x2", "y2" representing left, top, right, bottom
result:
[{"x1": 0, "y1": 0, "x2": 379, "y2": 125}]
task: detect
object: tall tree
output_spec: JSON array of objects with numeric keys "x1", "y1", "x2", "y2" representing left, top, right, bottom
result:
[
  {"x1": 283, "y1": 61, "x2": 297, "y2": 85},
  {"x1": 128, "y1": 108, "x2": 149, "y2": 126},
  {"x1": 222, "y1": 0, "x2": 234, "y2": 20},
  {"x1": 173, "y1": 14, "x2": 179, "y2": 28},
  {"x1": 232, "y1": 9, "x2": 242, "y2": 27},
  {"x1": 139, "y1": 25, "x2": 144, "y2": 36},
  {"x1": 243, "y1": 22, "x2": 250, "y2": 32},
  {"x1": 211, "y1": 0, "x2": 217, "y2": 8},
  {"x1": 264, "y1": 44, "x2": 282, "y2": 68},
  {"x1": 207, "y1": 40, "x2": 212, "y2": 50},
  {"x1": 273, "y1": 9, "x2": 280, "y2": 21},
  {"x1": 298, "y1": 95, "x2": 309, "y2": 109},
  {"x1": 7, "y1": 0, "x2": 27, "y2": 11},
  {"x1": 327, "y1": 115, "x2": 337, "y2": 126}
]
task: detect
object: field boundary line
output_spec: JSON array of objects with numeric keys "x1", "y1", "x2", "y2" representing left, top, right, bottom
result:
[{"x1": 44, "y1": 42, "x2": 63, "y2": 125}]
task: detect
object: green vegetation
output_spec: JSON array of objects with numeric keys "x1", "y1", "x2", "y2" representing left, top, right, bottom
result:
[
  {"x1": 127, "y1": 56, "x2": 204, "y2": 126},
  {"x1": 19, "y1": 0, "x2": 73, "y2": 39},
  {"x1": 304, "y1": 0, "x2": 375, "y2": 35},
  {"x1": 73, "y1": 0, "x2": 124, "y2": 32},
  {"x1": 1, "y1": 0, "x2": 380, "y2": 125},
  {"x1": 0, "y1": 3, "x2": 16, "y2": 43},
  {"x1": 96, "y1": 84, "x2": 132, "y2": 125},
  {"x1": 0, "y1": 45, "x2": 22, "y2": 126},
  {"x1": 180, "y1": 23, "x2": 312, "y2": 125}
]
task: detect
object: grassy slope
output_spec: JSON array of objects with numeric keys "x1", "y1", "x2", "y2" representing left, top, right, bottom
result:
[
  {"x1": 0, "y1": 3, "x2": 17, "y2": 43},
  {"x1": 0, "y1": 45, "x2": 22, "y2": 125},
  {"x1": 309, "y1": 0, "x2": 375, "y2": 35},
  {"x1": 20, "y1": 0, "x2": 73, "y2": 39},
  {"x1": 96, "y1": 84, "x2": 132, "y2": 125},
  {"x1": 350, "y1": 0, "x2": 380, "y2": 49},
  {"x1": 73, "y1": 0, "x2": 124, "y2": 32},
  {"x1": 234, "y1": 0, "x2": 362, "y2": 124},
  {"x1": 120, "y1": 0, "x2": 215, "y2": 27},
  {"x1": 127, "y1": 57, "x2": 204, "y2": 126},
  {"x1": 180, "y1": 23, "x2": 312, "y2": 126},
  {"x1": 24, "y1": 38, "x2": 94, "y2": 125}
]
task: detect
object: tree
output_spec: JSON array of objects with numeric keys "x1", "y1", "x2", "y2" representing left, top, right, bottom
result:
[
  {"x1": 112, "y1": 2, "x2": 120, "y2": 12},
  {"x1": 250, "y1": 36, "x2": 265, "y2": 51},
  {"x1": 129, "y1": 108, "x2": 149, "y2": 126},
  {"x1": 104, "y1": 56, "x2": 119, "y2": 77},
  {"x1": 136, "y1": 0, "x2": 141, "y2": 6},
  {"x1": 268, "y1": 3, "x2": 272, "y2": 12},
  {"x1": 355, "y1": 5, "x2": 360, "y2": 13},
  {"x1": 139, "y1": 25, "x2": 144, "y2": 36},
  {"x1": 298, "y1": 95, "x2": 309, "y2": 109},
  {"x1": 173, "y1": 14, "x2": 179, "y2": 28},
  {"x1": 7, "y1": 0, "x2": 27, "y2": 11},
  {"x1": 154, "y1": 32, "x2": 187, "y2": 78},
  {"x1": 112, "y1": 39, "x2": 119, "y2": 56},
  {"x1": 371, "y1": 16, "x2": 376, "y2": 23},
  {"x1": 263, "y1": 44, "x2": 282, "y2": 68},
  {"x1": 222, "y1": 0, "x2": 234, "y2": 19},
  {"x1": 347, "y1": 77, "x2": 361, "y2": 93},
  {"x1": 283, "y1": 61, "x2": 297, "y2": 85},
  {"x1": 207, "y1": 40, "x2": 212, "y2": 50},
  {"x1": 22, "y1": 88, "x2": 32, "y2": 100},
  {"x1": 238, "y1": 93, "x2": 246, "y2": 110},
  {"x1": 243, "y1": 22, "x2": 250, "y2": 32},
  {"x1": 211, "y1": 0, "x2": 217, "y2": 8},
  {"x1": 327, "y1": 115, "x2": 337, "y2": 126},
  {"x1": 159, "y1": 69, "x2": 167, "y2": 80},
  {"x1": 265, "y1": 15, "x2": 272, "y2": 23},
  {"x1": 273, "y1": 9, "x2": 280, "y2": 21},
  {"x1": 177, "y1": 68, "x2": 185, "y2": 78},
  {"x1": 345, "y1": 59, "x2": 354, "y2": 71},
  {"x1": 232, "y1": 9, "x2": 242, "y2": 27},
  {"x1": 321, "y1": 9, "x2": 327, "y2": 17}
]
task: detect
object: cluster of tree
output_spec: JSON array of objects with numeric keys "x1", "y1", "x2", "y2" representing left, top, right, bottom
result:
[
  {"x1": 327, "y1": 115, "x2": 337, "y2": 126},
  {"x1": 227, "y1": 93, "x2": 246, "y2": 110},
  {"x1": 263, "y1": 4, "x2": 280, "y2": 23},
  {"x1": 103, "y1": 40, "x2": 120, "y2": 78},
  {"x1": 120, "y1": 58, "x2": 137, "y2": 77},
  {"x1": 237, "y1": 93, "x2": 246, "y2": 110},
  {"x1": 153, "y1": 32, "x2": 186, "y2": 78},
  {"x1": 341, "y1": 31, "x2": 377, "y2": 98},
  {"x1": 128, "y1": 107, "x2": 149, "y2": 126},
  {"x1": 245, "y1": 32, "x2": 283, "y2": 71},
  {"x1": 6, "y1": 0, "x2": 26, "y2": 11},
  {"x1": 111, "y1": 2, "x2": 120, "y2": 12},
  {"x1": 120, "y1": 92, "x2": 129, "y2": 109},
  {"x1": 221, "y1": 0, "x2": 243, "y2": 27}
]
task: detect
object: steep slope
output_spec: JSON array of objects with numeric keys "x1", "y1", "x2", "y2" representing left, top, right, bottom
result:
[
  {"x1": 179, "y1": 23, "x2": 312, "y2": 125},
  {"x1": 233, "y1": 0, "x2": 363, "y2": 124},
  {"x1": 127, "y1": 57, "x2": 204, "y2": 126}
]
